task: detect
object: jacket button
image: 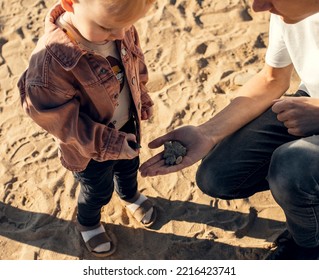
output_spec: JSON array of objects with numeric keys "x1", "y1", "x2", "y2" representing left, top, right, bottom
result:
[
  {"x1": 132, "y1": 77, "x2": 136, "y2": 85},
  {"x1": 114, "y1": 93, "x2": 119, "y2": 99},
  {"x1": 138, "y1": 102, "x2": 141, "y2": 109},
  {"x1": 121, "y1": 48, "x2": 127, "y2": 56},
  {"x1": 100, "y1": 68, "x2": 107, "y2": 74}
]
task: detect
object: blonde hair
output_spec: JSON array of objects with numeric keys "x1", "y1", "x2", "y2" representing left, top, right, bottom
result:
[
  {"x1": 98, "y1": 0, "x2": 155, "y2": 22},
  {"x1": 105, "y1": 0, "x2": 155, "y2": 4}
]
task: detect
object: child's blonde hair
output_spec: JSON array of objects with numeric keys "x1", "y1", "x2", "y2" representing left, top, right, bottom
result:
[{"x1": 97, "y1": 0, "x2": 155, "y2": 23}]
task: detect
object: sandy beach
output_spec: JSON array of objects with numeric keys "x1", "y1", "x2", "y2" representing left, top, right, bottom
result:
[{"x1": 0, "y1": 0, "x2": 300, "y2": 260}]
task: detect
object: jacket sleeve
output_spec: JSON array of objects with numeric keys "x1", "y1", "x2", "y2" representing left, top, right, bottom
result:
[
  {"x1": 18, "y1": 72, "x2": 125, "y2": 161},
  {"x1": 131, "y1": 26, "x2": 154, "y2": 114}
]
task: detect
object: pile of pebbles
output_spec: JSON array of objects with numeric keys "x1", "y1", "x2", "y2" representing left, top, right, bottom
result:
[{"x1": 163, "y1": 141, "x2": 187, "y2": 165}]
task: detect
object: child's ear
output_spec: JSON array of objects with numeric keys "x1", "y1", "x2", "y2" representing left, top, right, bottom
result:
[{"x1": 60, "y1": 0, "x2": 75, "y2": 12}]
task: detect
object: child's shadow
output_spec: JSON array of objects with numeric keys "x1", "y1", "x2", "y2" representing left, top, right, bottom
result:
[{"x1": 0, "y1": 197, "x2": 284, "y2": 260}]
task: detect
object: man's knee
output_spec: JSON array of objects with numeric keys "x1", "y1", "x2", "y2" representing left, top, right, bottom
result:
[
  {"x1": 268, "y1": 139, "x2": 319, "y2": 202},
  {"x1": 196, "y1": 160, "x2": 235, "y2": 199}
]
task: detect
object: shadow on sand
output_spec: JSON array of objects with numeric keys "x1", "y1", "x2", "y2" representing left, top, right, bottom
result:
[{"x1": 0, "y1": 195, "x2": 285, "y2": 260}]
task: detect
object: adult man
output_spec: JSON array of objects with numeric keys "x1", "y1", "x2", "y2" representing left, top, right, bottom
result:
[{"x1": 140, "y1": 0, "x2": 319, "y2": 259}]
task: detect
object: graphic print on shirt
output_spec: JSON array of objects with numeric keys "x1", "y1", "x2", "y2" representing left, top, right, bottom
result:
[{"x1": 107, "y1": 56, "x2": 125, "y2": 92}]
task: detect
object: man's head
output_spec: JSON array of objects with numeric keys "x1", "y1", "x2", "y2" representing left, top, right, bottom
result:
[
  {"x1": 60, "y1": 0, "x2": 155, "y2": 42},
  {"x1": 251, "y1": 0, "x2": 319, "y2": 23}
]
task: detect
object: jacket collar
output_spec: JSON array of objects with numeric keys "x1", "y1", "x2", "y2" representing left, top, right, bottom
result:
[
  {"x1": 44, "y1": 4, "x2": 85, "y2": 70},
  {"x1": 43, "y1": 4, "x2": 132, "y2": 71}
]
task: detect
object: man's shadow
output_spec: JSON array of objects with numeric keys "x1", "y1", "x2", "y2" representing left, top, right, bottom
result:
[{"x1": 0, "y1": 196, "x2": 285, "y2": 260}]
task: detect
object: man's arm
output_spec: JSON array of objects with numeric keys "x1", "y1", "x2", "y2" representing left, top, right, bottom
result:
[
  {"x1": 139, "y1": 63, "x2": 294, "y2": 177},
  {"x1": 201, "y1": 63, "x2": 293, "y2": 145}
]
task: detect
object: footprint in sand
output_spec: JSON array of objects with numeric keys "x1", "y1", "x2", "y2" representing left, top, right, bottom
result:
[
  {"x1": 1, "y1": 179, "x2": 56, "y2": 233},
  {"x1": 10, "y1": 141, "x2": 37, "y2": 164}
]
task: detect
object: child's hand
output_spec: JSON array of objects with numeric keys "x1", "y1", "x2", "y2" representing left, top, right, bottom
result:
[
  {"x1": 118, "y1": 133, "x2": 140, "y2": 159},
  {"x1": 141, "y1": 106, "x2": 153, "y2": 120}
]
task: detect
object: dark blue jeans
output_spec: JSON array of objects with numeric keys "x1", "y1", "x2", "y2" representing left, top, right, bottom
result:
[
  {"x1": 74, "y1": 118, "x2": 139, "y2": 227},
  {"x1": 196, "y1": 91, "x2": 319, "y2": 247}
]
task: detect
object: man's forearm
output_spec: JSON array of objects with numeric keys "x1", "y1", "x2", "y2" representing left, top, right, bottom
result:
[{"x1": 198, "y1": 64, "x2": 293, "y2": 146}]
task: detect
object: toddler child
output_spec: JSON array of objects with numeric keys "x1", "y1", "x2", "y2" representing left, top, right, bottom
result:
[{"x1": 18, "y1": 0, "x2": 156, "y2": 257}]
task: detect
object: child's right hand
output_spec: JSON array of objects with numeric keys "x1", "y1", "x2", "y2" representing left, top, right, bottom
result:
[{"x1": 118, "y1": 133, "x2": 140, "y2": 159}]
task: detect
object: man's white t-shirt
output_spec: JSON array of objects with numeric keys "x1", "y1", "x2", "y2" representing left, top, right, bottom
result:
[{"x1": 265, "y1": 13, "x2": 319, "y2": 98}]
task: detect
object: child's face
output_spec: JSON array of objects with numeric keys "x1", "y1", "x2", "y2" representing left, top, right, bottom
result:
[{"x1": 70, "y1": 0, "x2": 151, "y2": 43}]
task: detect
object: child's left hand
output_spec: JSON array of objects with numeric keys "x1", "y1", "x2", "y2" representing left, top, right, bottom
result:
[{"x1": 141, "y1": 106, "x2": 153, "y2": 120}]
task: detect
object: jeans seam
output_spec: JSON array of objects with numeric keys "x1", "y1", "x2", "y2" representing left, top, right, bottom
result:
[{"x1": 311, "y1": 205, "x2": 319, "y2": 245}]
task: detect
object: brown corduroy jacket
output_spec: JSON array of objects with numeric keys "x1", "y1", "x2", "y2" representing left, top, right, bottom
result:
[{"x1": 18, "y1": 4, "x2": 153, "y2": 171}]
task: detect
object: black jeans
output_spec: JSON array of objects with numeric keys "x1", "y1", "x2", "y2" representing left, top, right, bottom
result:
[
  {"x1": 74, "y1": 118, "x2": 139, "y2": 227},
  {"x1": 196, "y1": 90, "x2": 306, "y2": 199},
  {"x1": 196, "y1": 91, "x2": 319, "y2": 247}
]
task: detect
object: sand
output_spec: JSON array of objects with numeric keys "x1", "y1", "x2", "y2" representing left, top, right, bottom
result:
[{"x1": 0, "y1": 0, "x2": 300, "y2": 260}]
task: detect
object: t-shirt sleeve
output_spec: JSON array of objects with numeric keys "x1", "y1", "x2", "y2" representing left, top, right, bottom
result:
[{"x1": 265, "y1": 14, "x2": 292, "y2": 68}]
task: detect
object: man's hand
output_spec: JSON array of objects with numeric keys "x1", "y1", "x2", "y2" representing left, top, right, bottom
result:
[
  {"x1": 272, "y1": 97, "x2": 319, "y2": 136},
  {"x1": 139, "y1": 125, "x2": 215, "y2": 177}
]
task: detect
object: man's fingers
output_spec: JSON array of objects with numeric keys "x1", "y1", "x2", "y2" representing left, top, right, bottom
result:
[
  {"x1": 139, "y1": 152, "x2": 164, "y2": 171},
  {"x1": 148, "y1": 135, "x2": 169, "y2": 149},
  {"x1": 271, "y1": 99, "x2": 285, "y2": 113},
  {"x1": 272, "y1": 97, "x2": 299, "y2": 114},
  {"x1": 140, "y1": 153, "x2": 193, "y2": 177},
  {"x1": 140, "y1": 161, "x2": 187, "y2": 177}
]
